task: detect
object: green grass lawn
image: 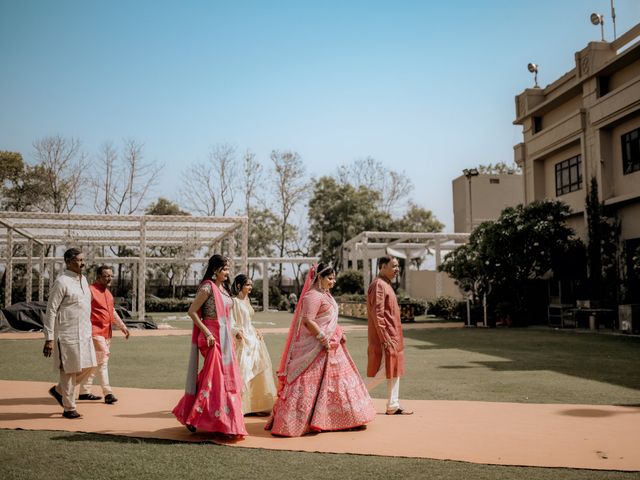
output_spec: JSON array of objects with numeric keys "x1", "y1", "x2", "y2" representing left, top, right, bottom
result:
[{"x1": 2, "y1": 313, "x2": 640, "y2": 479}]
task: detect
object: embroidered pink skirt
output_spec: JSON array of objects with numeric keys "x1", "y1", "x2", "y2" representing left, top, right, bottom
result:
[{"x1": 268, "y1": 339, "x2": 376, "y2": 437}]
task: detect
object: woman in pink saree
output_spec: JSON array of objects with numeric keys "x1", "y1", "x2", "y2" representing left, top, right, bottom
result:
[
  {"x1": 172, "y1": 254, "x2": 247, "y2": 438},
  {"x1": 266, "y1": 263, "x2": 375, "y2": 437}
]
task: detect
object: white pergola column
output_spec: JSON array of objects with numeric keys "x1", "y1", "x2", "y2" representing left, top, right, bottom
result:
[
  {"x1": 403, "y1": 249, "x2": 411, "y2": 294},
  {"x1": 38, "y1": 244, "x2": 45, "y2": 301},
  {"x1": 131, "y1": 262, "x2": 138, "y2": 313},
  {"x1": 342, "y1": 247, "x2": 348, "y2": 271},
  {"x1": 4, "y1": 228, "x2": 13, "y2": 306},
  {"x1": 241, "y1": 219, "x2": 248, "y2": 273},
  {"x1": 362, "y1": 235, "x2": 370, "y2": 292},
  {"x1": 435, "y1": 241, "x2": 443, "y2": 297},
  {"x1": 262, "y1": 261, "x2": 269, "y2": 312},
  {"x1": 351, "y1": 246, "x2": 357, "y2": 272},
  {"x1": 48, "y1": 248, "x2": 55, "y2": 295},
  {"x1": 26, "y1": 239, "x2": 33, "y2": 301},
  {"x1": 138, "y1": 218, "x2": 147, "y2": 320}
]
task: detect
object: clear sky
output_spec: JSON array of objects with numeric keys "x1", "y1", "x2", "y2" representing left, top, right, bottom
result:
[{"x1": 1, "y1": 0, "x2": 639, "y2": 230}]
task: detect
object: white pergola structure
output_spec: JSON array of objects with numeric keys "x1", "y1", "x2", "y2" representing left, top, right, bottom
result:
[
  {"x1": 0, "y1": 212, "x2": 248, "y2": 321},
  {"x1": 341, "y1": 231, "x2": 470, "y2": 295},
  {"x1": 237, "y1": 256, "x2": 319, "y2": 311}
]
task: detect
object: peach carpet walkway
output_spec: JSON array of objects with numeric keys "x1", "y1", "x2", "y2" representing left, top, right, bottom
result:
[{"x1": 1, "y1": 380, "x2": 639, "y2": 471}]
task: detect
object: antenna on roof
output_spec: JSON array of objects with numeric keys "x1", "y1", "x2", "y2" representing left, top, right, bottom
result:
[{"x1": 611, "y1": 0, "x2": 617, "y2": 39}]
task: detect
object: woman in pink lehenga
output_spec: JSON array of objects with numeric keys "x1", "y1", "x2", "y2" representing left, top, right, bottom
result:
[
  {"x1": 172, "y1": 254, "x2": 247, "y2": 438},
  {"x1": 266, "y1": 262, "x2": 375, "y2": 437}
]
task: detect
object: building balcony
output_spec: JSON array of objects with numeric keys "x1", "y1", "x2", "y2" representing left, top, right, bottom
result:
[{"x1": 527, "y1": 110, "x2": 585, "y2": 161}]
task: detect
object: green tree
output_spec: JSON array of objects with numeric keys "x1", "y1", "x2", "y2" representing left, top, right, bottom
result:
[
  {"x1": 247, "y1": 207, "x2": 280, "y2": 257},
  {"x1": 585, "y1": 178, "x2": 622, "y2": 305},
  {"x1": 308, "y1": 176, "x2": 391, "y2": 264},
  {"x1": 146, "y1": 197, "x2": 189, "y2": 216},
  {"x1": 440, "y1": 200, "x2": 583, "y2": 322},
  {"x1": 391, "y1": 202, "x2": 444, "y2": 232},
  {"x1": 0, "y1": 151, "x2": 46, "y2": 211},
  {"x1": 145, "y1": 198, "x2": 191, "y2": 297}
]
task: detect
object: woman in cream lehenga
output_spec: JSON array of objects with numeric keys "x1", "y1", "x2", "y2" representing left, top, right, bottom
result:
[
  {"x1": 230, "y1": 274, "x2": 277, "y2": 415},
  {"x1": 266, "y1": 262, "x2": 375, "y2": 437}
]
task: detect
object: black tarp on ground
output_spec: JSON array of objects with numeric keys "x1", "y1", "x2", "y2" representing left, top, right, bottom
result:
[
  {"x1": 0, "y1": 302, "x2": 157, "y2": 331},
  {"x1": 124, "y1": 318, "x2": 157, "y2": 329},
  {"x1": 1, "y1": 301, "x2": 47, "y2": 332},
  {"x1": 115, "y1": 305, "x2": 157, "y2": 329},
  {"x1": 0, "y1": 310, "x2": 15, "y2": 333}
]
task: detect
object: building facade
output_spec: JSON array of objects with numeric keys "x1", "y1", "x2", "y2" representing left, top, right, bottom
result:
[
  {"x1": 452, "y1": 173, "x2": 524, "y2": 233},
  {"x1": 513, "y1": 23, "x2": 640, "y2": 301}
]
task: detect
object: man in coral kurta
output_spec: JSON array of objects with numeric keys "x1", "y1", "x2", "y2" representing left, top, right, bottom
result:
[
  {"x1": 366, "y1": 255, "x2": 413, "y2": 415},
  {"x1": 78, "y1": 265, "x2": 129, "y2": 404}
]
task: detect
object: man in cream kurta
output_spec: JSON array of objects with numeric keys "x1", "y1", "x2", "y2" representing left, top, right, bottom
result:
[
  {"x1": 43, "y1": 248, "x2": 97, "y2": 419},
  {"x1": 366, "y1": 255, "x2": 413, "y2": 415}
]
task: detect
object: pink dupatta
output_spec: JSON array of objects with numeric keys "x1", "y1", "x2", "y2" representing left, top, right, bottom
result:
[
  {"x1": 275, "y1": 265, "x2": 338, "y2": 390},
  {"x1": 182, "y1": 280, "x2": 239, "y2": 410}
]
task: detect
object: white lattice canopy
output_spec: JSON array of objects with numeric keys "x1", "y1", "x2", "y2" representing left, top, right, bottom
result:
[{"x1": 0, "y1": 211, "x2": 249, "y2": 319}]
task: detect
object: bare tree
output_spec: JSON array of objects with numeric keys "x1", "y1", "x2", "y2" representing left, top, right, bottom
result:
[
  {"x1": 336, "y1": 156, "x2": 413, "y2": 215},
  {"x1": 240, "y1": 150, "x2": 262, "y2": 215},
  {"x1": 91, "y1": 139, "x2": 162, "y2": 295},
  {"x1": 91, "y1": 139, "x2": 162, "y2": 215},
  {"x1": 32, "y1": 135, "x2": 88, "y2": 213},
  {"x1": 270, "y1": 150, "x2": 307, "y2": 285},
  {"x1": 287, "y1": 213, "x2": 312, "y2": 294},
  {"x1": 181, "y1": 143, "x2": 238, "y2": 216}
]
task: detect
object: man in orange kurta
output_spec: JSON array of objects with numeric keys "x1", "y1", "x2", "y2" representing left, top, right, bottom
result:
[
  {"x1": 366, "y1": 255, "x2": 412, "y2": 415},
  {"x1": 78, "y1": 266, "x2": 129, "y2": 404}
]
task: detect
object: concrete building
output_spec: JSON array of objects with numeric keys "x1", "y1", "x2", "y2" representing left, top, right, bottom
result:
[
  {"x1": 452, "y1": 172, "x2": 524, "y2": 233},
  {"x1": 513, "y1": 22, "x2": 640, "y2": 301}
]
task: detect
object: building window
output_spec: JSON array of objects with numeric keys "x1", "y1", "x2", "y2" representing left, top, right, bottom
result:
[
  {"x1": 555, "y1": 155, "x2": 582, "y2": 196},
  {"x1": 489, "y1": 178, "x2": 500, "y2": 184},
  {"x1": 621, "y1": 127, "x2": 640, "y2": 175},
  {"x1": 533, "y1": 116, "x2": 543, "y2": 133},
  {"x1": 597, "y1": 75, "x2": 610, "y2": 97}
]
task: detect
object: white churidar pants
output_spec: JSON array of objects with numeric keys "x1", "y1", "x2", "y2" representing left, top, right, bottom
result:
[
  {"x1": 365, "y1": 363, "x2": 400, "y2": 411},
  {"x1": 79, "y1": 336, "x2": 112, "y2": 396}
]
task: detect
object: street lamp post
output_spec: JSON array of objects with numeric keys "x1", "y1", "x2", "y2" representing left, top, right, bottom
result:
[{"x1": 462, "y1": 168, "x2": 479, "y2": 232}]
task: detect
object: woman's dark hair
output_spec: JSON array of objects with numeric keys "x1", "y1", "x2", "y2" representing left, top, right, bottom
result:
[
  {"x1": 314, "y1": 262, "x2": 335, "y2": 282},
  {"x1": 201, "y1": 254, "x2": 231, "y2": 291},
  {"x1": 232, "y1": 274, "x2": 252, "y2": 296}
]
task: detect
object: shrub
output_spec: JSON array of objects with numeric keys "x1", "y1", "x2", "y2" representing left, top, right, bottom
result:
[
  {"x1": 145, "y1": 297, "x2": 192, "y2": 312},
  {"x1": 427, "y1": 296, "x2": 459, "y2": 319},
  {"x1": 396, "y1": 293, "x2": 427, "y2": 316},
  {"x1": 334, "y1": 270, "x2": 364, "y2": 295},
  {"x1": 336, "y1": 293, "x2": 366, "y2": 302},
  {"x1": 251, "y1": 283, "x2": 290, "y2": 311}
]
